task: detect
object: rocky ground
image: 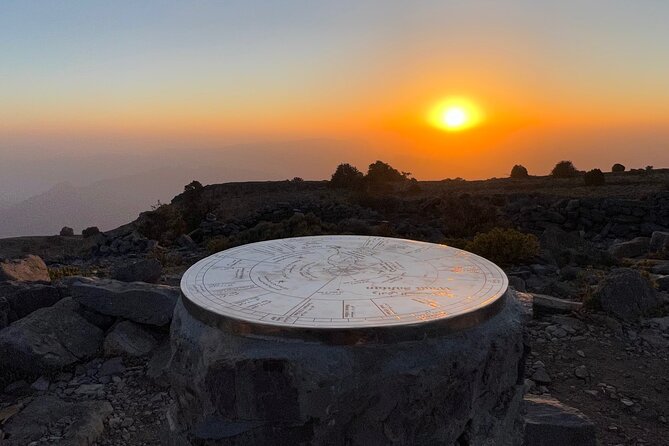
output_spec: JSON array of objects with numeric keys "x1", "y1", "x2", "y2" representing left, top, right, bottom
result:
[{"x1": 1, "y1": 178, "x2": 669, "y2": 445}]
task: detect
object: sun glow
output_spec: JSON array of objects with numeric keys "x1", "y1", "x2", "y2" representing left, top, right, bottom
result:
[{"x1": 428, "y1": 97, "x2": 484, "y2": 132}]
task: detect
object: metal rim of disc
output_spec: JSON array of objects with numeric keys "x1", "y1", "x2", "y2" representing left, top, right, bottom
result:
[{"x1": 180, "y1": 235, "x2": 509, "y2": 343}]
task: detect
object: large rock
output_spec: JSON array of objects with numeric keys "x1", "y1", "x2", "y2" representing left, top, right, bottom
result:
[
  {"x1": 0, "y1": 298, "x2": 103, "y2": 375},
  {"x1": 2, "y1": 395, "x2": 112, "y2": 446},
  {"x1": 528, "y1": 293, "x2": 582, "y2": 318},
  {"x1": 0, "y1": 296, "x2": 9, "y2": 329},
  {"x1": 541, "y1": 227, "x2": 614, "y2": 267},
  {"x1": 0, "y1": 255, "x2": 50, "y2": 283},
  {"x1": 593, "y1": 268, "x2": 659, "y2": 320},
  {"x1": 607, "y1": 237, "x2": 650, "y2": 258},
  {"x1": 649, "y1": 231, "x2": 669, "y2": 254},
  {"x1": 523, "y1": 396, "x2": 596, "y2": 446},
  {"x1": 104, "y1": 320, "x2": 157, "y2": 357},
  {"x1": 71, "y1": 277, "x2": 179, "y2": 326},
  {"x1": 657, "y1": 275, "x2": 669, "y2": 292},
  {"x1": 111, "y1": 258, "x2": 163, "y2": 283},
  {"x1": 167, "y1": 294, "x2": 526, "y2": 445},
  {"x1": 0, "y1": 281, "x2": 63, "y2": 322}
]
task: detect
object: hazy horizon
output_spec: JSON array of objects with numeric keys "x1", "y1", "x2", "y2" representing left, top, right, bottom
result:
[{"x1": 3, "y1": 0, "x2": 669, "y2": 202}]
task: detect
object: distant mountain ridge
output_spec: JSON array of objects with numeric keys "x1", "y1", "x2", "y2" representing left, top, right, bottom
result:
[{"x1": 0, "y1": 139, "x2": 369, "y2": 238}]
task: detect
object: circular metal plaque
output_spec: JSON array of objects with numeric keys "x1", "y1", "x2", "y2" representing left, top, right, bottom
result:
[{"x1": 181, "y1": 235, "x2": 508, "y2": 339}]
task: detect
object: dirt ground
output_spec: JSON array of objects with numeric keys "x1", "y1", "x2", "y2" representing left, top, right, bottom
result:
[{"x1": 526, "y1": 312, "x2": 669, "y2": 446}]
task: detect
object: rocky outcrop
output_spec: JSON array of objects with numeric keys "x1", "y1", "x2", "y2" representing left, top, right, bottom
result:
[
  {"x1": 650, "y1": 231, "x2": 669, "y2": 254},
  {"x1": 523, "y1": 396, "x2": 596, "y2": 446},
  {"x1": 104, "y1": 320, "x2": 157, "y2": 357},
  {"x1": 608, "y1": 237, "x2": 650, "y2": 258},
  {"x1": 0, "y1": 298, "x2": 103, "y2": 375},
  {"x1": 71, "y1": 277, "x2": 178, "y2": 326},
  {"x1": 540, "y1": 226, "x2": 614, "y2": 267},
  {"x1": 110, "y1": 258, "x2": 162, "y2": 283},
  {"x1": 167, "y1": 294, "x2": 526, "y2": 445},
  {"x1": 0, "y1": 281, "x2": 63, "y2": 323},
  {"x1": 594, "y1": 268, "x2": 659, "y2": 320},
  {"x1": 2, "y1": 395, "x2": 112, "y2": 446},
  {"x1": 0, "y1": 255, "x2": 50, "y2": 282}
]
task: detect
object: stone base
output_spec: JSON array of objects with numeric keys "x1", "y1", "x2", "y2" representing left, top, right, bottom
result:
[{"x1": 166, "y1": 292, "x2": 525, "y2": 445}]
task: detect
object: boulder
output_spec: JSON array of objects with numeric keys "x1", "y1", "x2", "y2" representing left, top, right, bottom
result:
[
  {"x1": 657, "y1": 275, "x2": 669, "y2": 292},
  {"x1": 0, "y1": 255, "x2": 50, "y2": 283},
  {"x1": 111, "y1": 258, "x2": 163, "y2": 283},
  {"x1": 0, "y1": 298, "x2": 103, "y2": 375},
  {"x1": 651, "y1": 261, "x2": 669, "y2": 275},
  {"x1": 523, "y1": 396, "x2": 596, "y2": 446},
  {"x1": 104, "y1": 320, "x2": 157, "y2": 357},
  {"x1": 71, "y1": 277, "x2": 179, "y2": 326},
  {"x1": 2, "y1": 395, "x2": 112, "y2": 446},
  {"x1": 0, "y1": 281, "x2": 63, "y2": 322},
  {"x1": 540, "y1": 226, "x2": 614, "y2": 267},
  {"x1": 0, "y1": 296, "x2": 9, "y2": 329},
  {"x1": 593, "y1": 268, "x2": 659, "y2": 320},
  {"x1": 529, "y1": 293, "x2": 583, "y2": 318},
  {"x1": 176, "y1": 234, "x2": 198, "y2": 249},
  {"x1": 607, "y1": 237, "x2": 650, "y2": 258},
  {"x1": 650, "y1": 231, "x2": 669, "y2": 254}
]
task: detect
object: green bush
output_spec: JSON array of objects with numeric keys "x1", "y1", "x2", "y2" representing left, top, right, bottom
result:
[
  {"x1": 465, "y1": 228, "x2": 539, "y2": 265},
  {"x1": 583, "y1": 168, "x2": 605, "y2": 186}
]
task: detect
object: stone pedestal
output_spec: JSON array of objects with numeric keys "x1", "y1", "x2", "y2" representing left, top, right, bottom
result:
[{"x1": 166, "y1": 292, "x2": 525, "y2": 445}]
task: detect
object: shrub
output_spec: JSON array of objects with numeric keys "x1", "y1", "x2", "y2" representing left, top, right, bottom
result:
[
  {"x1": 59, "y1": 226, "x2": 74, "y2": 236},
  {"x1": 330, "y1": 163, "x2": 364, "y2": 189},
  {"x1": 583, "y1": 168, "x2": 605, "y2": 186},
  {"x1": 611, "y1": 163, "x2": 625, "y2": 172},
  {"x1": 49, "y1": 265, "x2": 85, "y2": 280},
  {"x1": 465, "y1": 228, "x2": 539, "y2": 265},
  {"x1": 551, "y1": 160, "x2": 578, "y2": 178},
  {"x1": 82, "y1": 226, "x2": 100, "y2": 238},
  {"x1": 510, "y1": 164, "x2": 529, "y2": 178},
  {"x1": 366, "y1": 160, "x2": 408, "y2": 184}
]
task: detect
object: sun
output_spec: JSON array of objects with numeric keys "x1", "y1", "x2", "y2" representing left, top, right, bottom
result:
[{"x1": 428, "y1": 97, "x2": 484, "y2": 132}]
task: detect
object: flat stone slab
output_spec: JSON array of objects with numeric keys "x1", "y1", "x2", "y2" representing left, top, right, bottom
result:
[
  {"x1": 104, "y1": 320, "x2": 157, "y2": 357},
  {"x1": 2, "y1": 395, "x2": 112, "y2": 446},
  {"x1": 523, "y1": 395, "x2": 596, "y2": 446},
  {"x1": 0, "y1": 298, "x2": 103, "y2": 375},
  {"x1": 71, "y1": 277, "x2": 179, "y2": 326}
]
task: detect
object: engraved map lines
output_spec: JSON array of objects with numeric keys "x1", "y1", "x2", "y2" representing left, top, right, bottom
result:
[{"x1": 181, "y1": 236, "x2": 507, "y2": 329}]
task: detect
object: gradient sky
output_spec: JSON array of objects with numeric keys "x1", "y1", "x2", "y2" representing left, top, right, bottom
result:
[{"x1": 2, "y1": 0, "x2": 669, "y2": 184}]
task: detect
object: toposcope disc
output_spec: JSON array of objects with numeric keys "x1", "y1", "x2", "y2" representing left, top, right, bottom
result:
[{"x1": 180, "y1": 235, "x2": 509, "y2": 343}]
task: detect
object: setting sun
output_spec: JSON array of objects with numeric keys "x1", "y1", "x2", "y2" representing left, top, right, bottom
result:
[{"x1": 428, "y1": 97, "x2": 484, "y2": 132}]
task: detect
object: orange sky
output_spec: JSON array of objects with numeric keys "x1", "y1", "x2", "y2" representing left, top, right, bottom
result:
[{"x1": 2, "y1": 1, "x2": 669, "y2": 181}]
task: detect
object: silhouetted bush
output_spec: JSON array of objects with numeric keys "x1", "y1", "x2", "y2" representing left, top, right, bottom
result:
[
  {"x1": 330, "y1": 163, "x2": 364, "y2": 189},
  {"x1": 611, "y1": 163, "x2": 625, "y2": 172},
  {"x1": 551, "y1": 160, "x2": 578, "y2": 178},
  {"x1": 366, "y1": 160, "x2": 408, "y2": 184},
  {"x1": 510, "y1": 164, "x2": 529, "y2": 178},
  {"x1": 291, "y1": 177, "x2": 304, "y2": 182},
  {"x1": 59, "y1": 226, "x2": 74, "y2": 236},
  {"x1": 465, "y1": 228, "x2": 539, "y2": 265},
  {"x1": 181, "y1": 180, "x2": 208, "y2": 232},
  {"x1": 137, "y1": 204, "x2": 187, "y2": 244},
  {"x1": 584, "y1": 169, "x2": 605, "y2": 186},
  {"x1": 82, "y1": 226, "x2": 100, "y2": 238}
]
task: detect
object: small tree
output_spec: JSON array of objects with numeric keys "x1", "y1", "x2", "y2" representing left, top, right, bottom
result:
[
  {"x1": 551, "y1": 160, "x2": 578, "y2": 178},
  {"x1": 584, "y1": 169, "x2": 605, "y2": 186},
  {"x1": 611, "y1": 163, "x2": 625, "y2": 173},
  {"x1": 366, "y1": 160, "x2": 408, "y2": 184},
  {"x1": 82, "y1": 226, "x2": 100, "y2": 238},
  {"x1": 330, "y1": 163, "x2": 364, "y2": 189},
  {"x1": 510, "y1": 164, "x2": 529, "y2": 178}
]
